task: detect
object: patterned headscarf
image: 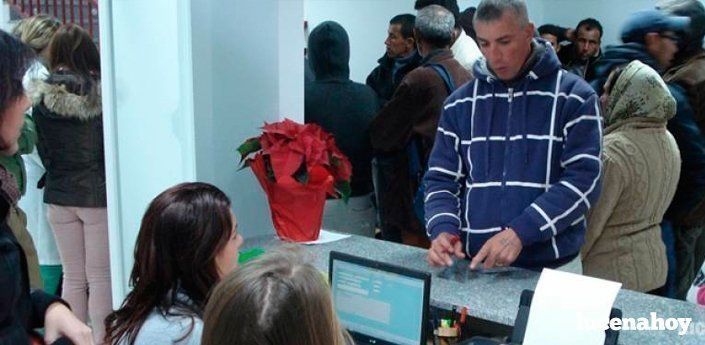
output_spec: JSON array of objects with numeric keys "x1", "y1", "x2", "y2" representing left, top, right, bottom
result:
[{"x1": 604, "y1": 60, "x2": 676, "y2": 127}]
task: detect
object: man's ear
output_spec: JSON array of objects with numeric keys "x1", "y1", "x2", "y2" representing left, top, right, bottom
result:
[
  {"x1": 525, "y1": 22, "x2": 536, "y2": 40},
  {"x1": 405, "y1": 37, "x2": 415, "y2": 49}
]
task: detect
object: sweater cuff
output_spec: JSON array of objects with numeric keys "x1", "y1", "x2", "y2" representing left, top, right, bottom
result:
[
  {"x1": 30, "y1": 289, "x2": 69, "y2": 328},
  {"x1": 428, "y1": 221, "x2": 462, "y2": 241},
  {"x1": 508, "y1": 209, "x2": 547, "y2": 247}
]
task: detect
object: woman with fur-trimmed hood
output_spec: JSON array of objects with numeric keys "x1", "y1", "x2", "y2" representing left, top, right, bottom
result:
[{"x1": 30, "y1": 24, "x2": 111, "y2": 344}]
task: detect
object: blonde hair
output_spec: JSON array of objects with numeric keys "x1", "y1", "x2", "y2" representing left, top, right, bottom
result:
[
  {"x1": 12, "y1": 15, "x2": 61, "y2": 52},
  {"x1": 202, "y1": 246, "x2": 351, "y2": 345}
]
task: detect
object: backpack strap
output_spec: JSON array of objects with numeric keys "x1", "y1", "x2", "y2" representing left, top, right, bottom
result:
[{"x1": 426, "y1": 63, "x2": 456, "y2": 95}]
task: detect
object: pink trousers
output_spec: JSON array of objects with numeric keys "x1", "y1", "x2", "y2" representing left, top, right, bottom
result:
[{"x1": 48, "y1": 205, "x2": 112, "y2": 344}]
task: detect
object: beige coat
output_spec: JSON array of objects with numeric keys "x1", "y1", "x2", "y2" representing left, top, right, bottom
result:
[{"x1": 582, "y1": 61, "x2": 681, "y2": 292}]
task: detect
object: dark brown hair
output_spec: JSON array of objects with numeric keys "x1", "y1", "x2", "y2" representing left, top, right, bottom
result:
[
  {"x1": 48, "y1": 23, "x2": 100, "y2": 78},
  {"x1": 104, "y1": 182, "x2": 235, "y2": 345},
  {"x1": 0, "y1": 30, "x2": 32, "y2": 115},
  {"x1": 202, "y1": 246, "x2": 352, "y2": 345},
  {"x1": 0, "y1": 30, "x2": 33, "y2": 152}
]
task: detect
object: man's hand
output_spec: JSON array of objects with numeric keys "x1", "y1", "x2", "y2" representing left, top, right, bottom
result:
[
  {"x1": 470, "y1": 228, "x2": 522, "y2": 270},
  {"x1": 428, "y1": 233, "x2": 465, "y2": 267}
]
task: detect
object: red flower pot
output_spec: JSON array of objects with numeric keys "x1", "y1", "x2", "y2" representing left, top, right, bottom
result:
[{"x1": 250, "y1": 154, "x2": 333, "y2": 242}]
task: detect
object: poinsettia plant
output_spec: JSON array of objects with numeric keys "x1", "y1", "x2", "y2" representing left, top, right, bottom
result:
[{"x1": 237, "y1": 118, "x2": 353, "y2": 201}]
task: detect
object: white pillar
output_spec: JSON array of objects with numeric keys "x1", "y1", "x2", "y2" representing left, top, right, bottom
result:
[{"x1": 101, "y1": 0, "x2": 304, "y2": 304}]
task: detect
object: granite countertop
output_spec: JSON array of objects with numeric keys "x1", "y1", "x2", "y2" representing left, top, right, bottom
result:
[{"x1": 244, "y1": 234, "x2": 705, "y2": 344}]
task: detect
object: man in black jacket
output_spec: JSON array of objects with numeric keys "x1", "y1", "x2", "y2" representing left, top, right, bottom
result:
[
  {"x1": 559, "y1": 18, "x2": 603, "y2": 82},
  {"x1": 305, "y1": 21, "x2": 380, "y2": 237},
  {"x1": 366, "y1": 14, "x2": 422, "y2": 105}
]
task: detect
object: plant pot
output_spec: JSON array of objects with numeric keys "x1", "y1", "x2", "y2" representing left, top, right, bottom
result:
[{"x1": 250, "y1": 154, "x2": 333, "y2": 242}]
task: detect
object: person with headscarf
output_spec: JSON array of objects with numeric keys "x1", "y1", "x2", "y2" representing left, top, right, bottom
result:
[{"x1": 582, "y1": 61, "x2": 681, "y2": 293}]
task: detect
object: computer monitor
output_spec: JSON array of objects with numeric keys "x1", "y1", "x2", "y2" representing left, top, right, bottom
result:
[{"x1": 329, "y1": 251, "x2": 431, "y2": 345}]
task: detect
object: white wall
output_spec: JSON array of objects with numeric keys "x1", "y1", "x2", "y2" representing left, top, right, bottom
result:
[
  {"x1": 100, "y1": 0, "x2": 198, "y2": 304},
  {"x1": 189, "y1": 0, "x2": 279, "y2": 241},
  {"x1": 102, "y1": 0, "x2": 303, "y2": 304},
  {"x1": 0, "y1": 3, "x2": 13, "y2": 32}
]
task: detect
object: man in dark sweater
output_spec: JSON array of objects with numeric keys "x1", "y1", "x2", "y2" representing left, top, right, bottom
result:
[
  {"x1": 370, "y1": 5, "x2": 471, "y2": 246},
  {"x1": 366, "y1": 14, "x2": 423, "y2": 105},
  {"x1": 305, "y1": 21, "x2": 380, "y2": 237},
  {"x1": 425, "y1": 0, "x2": 602, "y2": 272}
]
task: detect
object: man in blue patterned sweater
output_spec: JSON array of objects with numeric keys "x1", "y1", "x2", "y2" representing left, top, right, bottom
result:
[{"x1": 424, "y1": 0, "x2": 603, "y2": 272}]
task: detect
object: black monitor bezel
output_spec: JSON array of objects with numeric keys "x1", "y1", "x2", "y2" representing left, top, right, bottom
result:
[{"x1": 328, "y1": 251, "x2": 431, "y2": 345}]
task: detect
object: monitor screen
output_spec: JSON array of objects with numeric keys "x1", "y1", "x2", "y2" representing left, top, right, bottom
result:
[{"x1": 330, "y1": 258, "x2": 428, "y2": 345}]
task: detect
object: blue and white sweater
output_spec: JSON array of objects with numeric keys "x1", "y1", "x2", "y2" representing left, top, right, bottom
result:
[{"x1": 424, "y1": 40, "x2": 603, "y2": 269}]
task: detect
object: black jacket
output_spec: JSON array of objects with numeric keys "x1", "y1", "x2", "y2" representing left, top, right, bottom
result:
[
  {"x1": 366, "y1": 51, "x2": 423, "y2": 104},
  {"x1": 0, "y1": 174, "x2": 65, "y2": 345},
  {"x1": 559, "y1": 43, "x2": 602, "y2": 82},
  {"x1": 593, "y1": 43, "x2": 705, "y2": 226},
  {"x1": 31, "y1": 71, "x2": 106, "y2": 207},
  {"x1": 305, "y1": 22, "x2": 379, "y2": 197}
]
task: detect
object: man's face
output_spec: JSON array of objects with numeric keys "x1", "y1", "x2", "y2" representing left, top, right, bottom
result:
[
  {"x1": 475, "y1": 11, "x2": 535, "y2": 81},
  {"x1": 385, "y1": 24, "x2": 414, "y2": 58},
  {"x1": 541, "y1": 33, "x2": 560, "y2": 53},
  {"x1": 576, "y1": 26, "x2": 601, "y2": 59},
  {"x1": 646, "y1": 31, "x2": 680, "y2": 70}
]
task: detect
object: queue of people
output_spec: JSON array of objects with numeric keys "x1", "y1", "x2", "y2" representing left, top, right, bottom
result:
[{"x1": 3, "y1": 0, "x2": 705, "y2": 344}]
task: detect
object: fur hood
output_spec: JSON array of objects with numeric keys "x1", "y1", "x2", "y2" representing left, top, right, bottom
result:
[{"x1": 28, "y1": 72, "x2": 102, "y2": 121}]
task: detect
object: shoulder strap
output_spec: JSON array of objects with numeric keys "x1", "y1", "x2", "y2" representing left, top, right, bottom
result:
[{"x1": 426, "y1": 63, "x2": 456, "y2": 95}]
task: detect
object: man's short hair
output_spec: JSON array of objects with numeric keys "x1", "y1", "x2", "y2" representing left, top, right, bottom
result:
[
  {"x1": 390, "y1": 14, "x2": 416, "y2": 39},
  {"x1": 538, "y1": 24, "x2": 563, "y2": 37},
  {"x1": 474, "y1": 0, "x2": 530, "y2": 27},
  {"x1": 416, "y1": 5, "x2": 455, "y2": 48},
  {"x1": 576, "y1": 18, "x2": 603, "y2": 39},
  {"x1": 458, "y1": 7, "x2": 477, "y2": 39},
  {"x1": 414, "y1": 0, "x2": 460, "y2": 28}
]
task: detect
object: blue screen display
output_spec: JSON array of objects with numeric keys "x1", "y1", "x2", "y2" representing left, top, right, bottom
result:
[{"x1": 331, "y1": 260, "x2": 426, "y2": 345}]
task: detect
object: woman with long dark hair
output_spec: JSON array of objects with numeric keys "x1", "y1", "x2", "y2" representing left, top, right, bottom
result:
[
  {"x1": 0, "y1": 28, "x2": 92, "y2": 345},
  {"x1": 105, "y1": 182, "x2": 243, "y2": 345},
  {"x1": 30, "y1": 23, "x2": 110, "y2": 342}
]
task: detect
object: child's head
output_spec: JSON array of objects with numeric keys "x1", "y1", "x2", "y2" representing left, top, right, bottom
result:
[{"x1": 203, "y1": 246, "x2": 350, "y2": 345}]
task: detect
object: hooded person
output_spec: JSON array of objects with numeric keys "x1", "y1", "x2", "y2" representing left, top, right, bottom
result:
[
  {"x1": 582, "y1": 61, "x2": 681, "y2": 293},
  {"x1": 304, "y1": 21, "x2": 379, "y2": 237}
]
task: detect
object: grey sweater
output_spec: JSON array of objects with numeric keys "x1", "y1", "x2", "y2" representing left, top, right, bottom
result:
[{"x1": 115, "y1": 309, "x2": 202, "y2": 345}]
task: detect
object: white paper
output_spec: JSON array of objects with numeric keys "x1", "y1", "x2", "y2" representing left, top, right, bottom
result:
[
  {"x1": 301, "y1": 229, "x2": 351, "y2": 245},
  {"x1": 523, "y1": 269, "x2": 622, "y2": 345}
]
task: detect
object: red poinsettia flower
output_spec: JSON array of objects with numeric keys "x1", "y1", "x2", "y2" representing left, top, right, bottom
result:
[{"x1": 237, "y1": 118, "x2": 352, "y2": 200}]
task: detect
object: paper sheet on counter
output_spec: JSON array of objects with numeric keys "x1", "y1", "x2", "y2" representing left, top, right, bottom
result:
[
  {"x1": 523, "y1": 268, "x2": 622, "y2": 345},
  {"x1": 301, "y1": 230, "x2": 351, "y2": 245}
]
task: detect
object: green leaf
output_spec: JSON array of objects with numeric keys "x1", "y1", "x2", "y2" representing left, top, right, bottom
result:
[
  {"x1": 236, "y1": 138, "x2": 261, "y2": 165},
  {"x1": 335, "y1": 181, "x2": 351, "y2": 203}
]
